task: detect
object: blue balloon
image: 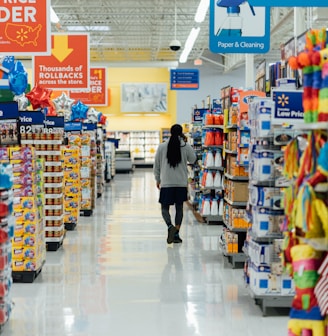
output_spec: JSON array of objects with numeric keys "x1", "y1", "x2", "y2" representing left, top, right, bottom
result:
[
  {"x1": 71, "y1": 100, "x2": 89, "y2": 121},
  {"x1": 8, "y1": 61, "x2": 28, "y2": 96},
  {"x1": 97, "y1": 112, "x2": 103, "y2": 122}
]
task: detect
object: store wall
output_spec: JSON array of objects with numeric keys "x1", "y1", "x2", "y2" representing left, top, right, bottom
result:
[{"x1": 96, "y1": 68, "x2": 175, "y2": 132}]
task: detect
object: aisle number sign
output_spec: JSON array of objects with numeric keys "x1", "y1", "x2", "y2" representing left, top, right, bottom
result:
[
  {"x1": 33, "y1": 33, "x2": 90, "y2": 90},
  {"x1": 0, "y1": 0, "x2": 51, "y2": 55},
  {"x1": 70, "y1": 67, "x2": 108, "y2": 106},
  {"x1": 249, "y1": 0, "x2": 327, "y2": 6}
]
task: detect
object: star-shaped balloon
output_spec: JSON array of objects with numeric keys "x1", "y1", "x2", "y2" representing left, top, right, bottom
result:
[
  {"x1": 8, "y1": 61, "x2": 28, "y2": 96},
  {"x1": 26, "y1": 84, "x2": 53, "y2": 110},
  {"x1": 71, "y1": 100, "x2": 88, "y2": 121},
  {"x1": 14, "y1": 93, "x2": 29, "y2": 111},
  {"x1": 87, "y1": 107, "x2": 99, "y2": 123},
  {"x1": 53, "y1": 93, "x2": 75, "y2": 113}
]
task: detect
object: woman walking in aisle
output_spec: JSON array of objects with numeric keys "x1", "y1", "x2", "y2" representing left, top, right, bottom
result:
[{"x1": 154, "y1": 124, "x2": 196, "y2": 244}]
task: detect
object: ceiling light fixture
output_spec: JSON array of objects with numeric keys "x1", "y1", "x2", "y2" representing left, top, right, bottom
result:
[
  {"x1": 179, "y1": 27, "x2": 200, "y2": 63},
  {"x1": 194, "y1": 0, "x2": 210, "y2": 23},
  {"x1": 66, "y1": 25, "x2": 111, "y2": 32},
  {"x1": 50, "y1": 6, "x2": 59, "y2": 23}
]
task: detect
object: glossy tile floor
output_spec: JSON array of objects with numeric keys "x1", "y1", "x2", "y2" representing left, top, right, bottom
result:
[{"x1": 4, "y1": 169, "x2": 289, "y2": 336}]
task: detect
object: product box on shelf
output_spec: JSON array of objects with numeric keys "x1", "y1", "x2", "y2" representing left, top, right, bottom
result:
[
  {"x1": 249, "y1": 262, "x2": 282, "y2": 295},
  {"x1": 225, "y1": 181, "x2": 248, "y2": 202},
  {"x1": 249, "y1": 186, "x2": 283, "y2": 209},
  {"x1": 251, "y1": 207, "x2": 284, "y2": 237}
]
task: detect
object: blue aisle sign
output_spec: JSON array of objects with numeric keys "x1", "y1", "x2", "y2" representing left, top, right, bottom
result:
[
  {"x1": 44, "y1": 116, "x2": 65, "y2": 128},
  {"x1": 82, "y1": 123, "x2": 96, "y2": 131},
  {"x1": 0, "y1": 102, "x2": 19, "y2": 119},
  {"x1": 209, "y1": 0, "x2": 270, "y2": 54},
  {"x1": 19, "y1": 111, "x2": 45, "y2": 125},
  {"x1": 272, "y1": 90, "x2": 304, "y2": 125},
  {"x1": 249, "y1": 0, "x2": 328, "y2": 6},
  {"x1": 64, "y1": 122, "x2": 82, "y2": 132},
  {"x1": 170, "y1": 69, "x2": 199, "y2": 90}
]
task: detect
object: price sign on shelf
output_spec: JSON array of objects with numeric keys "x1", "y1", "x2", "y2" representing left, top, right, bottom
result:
[{"x1": 19, "y1": 111, "x2": 45, "y2": 135}]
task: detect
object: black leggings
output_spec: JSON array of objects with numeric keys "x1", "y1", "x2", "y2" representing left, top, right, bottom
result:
[{"x1": 161, "y1": 203, "x2": 183, "y2": 228}]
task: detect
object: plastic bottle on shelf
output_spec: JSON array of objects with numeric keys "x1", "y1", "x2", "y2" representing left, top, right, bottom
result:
[
  {"x1": 205, "y1": 170, "x2": 214, "y2": 188},
  {"x1": 211, "y1": 198, "x2": 219, "y2": 216},
  {"x1": 214, "y1": 151, "x2": 222, "y2": 167},
  {"x1": 202, "y1": 197, "x2": 211, "y2": 216},
  {"x1": 219, "y1": 198, "x2": 224, "y2": 216},
  {"x1": 206, "y1": 151, "x2": 214, "y2": 167},
  {"x1": 214, "y1": 171, "x2": 222, "y2": 188}
]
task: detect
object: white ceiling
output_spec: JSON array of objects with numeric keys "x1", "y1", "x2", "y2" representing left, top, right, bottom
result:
[{"x1": 50, "y1": 1, "x2": 323, "y2": 71}]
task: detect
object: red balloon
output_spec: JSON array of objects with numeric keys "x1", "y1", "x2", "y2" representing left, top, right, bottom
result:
[
  {"x1": 99, "y1": 115, "x2": 107, "y2": 125},
  {"x1": 26, "y1": 84, "x2": 53, "y2": 110}
]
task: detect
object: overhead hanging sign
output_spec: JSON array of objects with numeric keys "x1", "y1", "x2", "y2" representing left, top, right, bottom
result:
[
  {"x1": 33, "y1": 33, "x2": 90, "y2": 90},
  {"x1": 170, "y1": 69, "x2": 199, "y2": 90},
  {"x1": 70, "y1": 67, "x2": 108, "y2": 106},
  {"x1": 249, "y1": 0, "x2": 327, "y2": 6},
  {"x1": 0, "y1": 0, "x2": 51, "y2": 55},
  {"x1": 209, "y1": 1, "x2": 270, "y2": 54}
]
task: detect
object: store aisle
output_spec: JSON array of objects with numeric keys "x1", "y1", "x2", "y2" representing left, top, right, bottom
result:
[{"x1": 4, "y1": 169, "x2": 288, "y2": 336}]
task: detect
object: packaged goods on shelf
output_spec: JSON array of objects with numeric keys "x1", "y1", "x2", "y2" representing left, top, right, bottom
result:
[{"x1": 0, "y1": 162, "x2": 14, "y2": 326}]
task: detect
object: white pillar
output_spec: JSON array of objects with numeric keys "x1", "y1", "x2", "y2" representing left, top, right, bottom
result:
[{"x1": 245, "y1": 54, "x2": 254, "y2": 89}]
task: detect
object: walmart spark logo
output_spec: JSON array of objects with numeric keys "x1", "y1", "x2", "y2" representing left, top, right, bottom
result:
[{"x1": 278, "y1": 94, "x2": 289, "y2": 107}]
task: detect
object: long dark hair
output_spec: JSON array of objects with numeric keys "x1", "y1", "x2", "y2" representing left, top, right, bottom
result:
[{"x1": 167, "y1": 124, "x2": 183, "y2": 168}]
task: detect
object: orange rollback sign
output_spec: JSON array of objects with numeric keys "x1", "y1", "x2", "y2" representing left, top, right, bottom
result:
[
  {"x1": 33, "y1": 33, "x2": 90, "y2": 90},
  {"x1": 70, "y1": 67, "x2": 108, "y2": 106},
  {"x1": 0, "y1": 0, "x2": 51, "y2": 55}
]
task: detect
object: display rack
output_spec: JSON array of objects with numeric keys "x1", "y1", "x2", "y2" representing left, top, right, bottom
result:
[
  {"x1": 104, "y1": 140, "x2": 116, "y2": 182},
  {"x1": 0, "y1": 162, "x2": 14, "y2": 325},
  {"x1": 160, "y1": 128, "x2": 170, "y2": 143},
  {"x1": 193, "y1": 104, "x2": 225, "y2": 224},
  {"x1": 38, "y1": 117, "x2": 65, "y2": 251},
  {"x1": 220, "y1": 89, "x2": 252, "y2": 267},
  {"x1": 14, "y1": 111, "x2": 47, "y2": 272},
  {"x1": 243, "y1": 97, "x2": 295, "y2": 316},
  {"x1": 62, "y1": 145, "x2": 81, "y2": 231},
  {"x1": 96, "y1": 126, "x2": 106, "y2": 197}
]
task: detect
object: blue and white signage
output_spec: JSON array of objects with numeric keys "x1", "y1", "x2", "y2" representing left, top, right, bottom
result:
[
  {"x1": 0, "y1": 102, "x2": 19, "y2": 119},
  {"x1": 209, "y1": 0, "x2": 270, "y2": 54},
  {"x1": 19, "y1": 111, "x2": 45, "y2": 125},
  {"x1": 64, "y1": 122, "x2": 82, "y2": 132},
  {"x1": 44, "y1": 116, "x2": 65, "y2": 128},
  {"x1": 82, "y1": 123, "x2": 96, "y2": 131},
  {"x1": 272, "y1": 90, "x2": 304, "y2": 125},
  {"x1": 170, "y1": 69, "x2": 199, "y2": 90},
  {"x1": 249, "y1": 0, "x2": 327, "y2": 6}
]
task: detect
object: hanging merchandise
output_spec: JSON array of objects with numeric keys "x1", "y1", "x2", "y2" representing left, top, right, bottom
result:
[
  {"x1": 288, "y1": 28, "x2": 327, "y2": 123},
  {"x1": 283, "y1": 125, "x2": 328, "y2": 335}
]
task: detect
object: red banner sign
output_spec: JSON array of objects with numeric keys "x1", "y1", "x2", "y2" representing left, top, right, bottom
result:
[
  {"x1": 0, "y1": 0, "x2": 51, "y2": 55},
  {"x1": 33, "y1": 33, "x2": 89, "y2": 90},
  {"x1": 70, "y1": 67, "x2": 108, "y2": 106}
]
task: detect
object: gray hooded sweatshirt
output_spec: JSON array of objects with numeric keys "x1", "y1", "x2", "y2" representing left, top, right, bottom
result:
[{"x1": 154, "y1": 138, "x2": 197, "y2": 187}]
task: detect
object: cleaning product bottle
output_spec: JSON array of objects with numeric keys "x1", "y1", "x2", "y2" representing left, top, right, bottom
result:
[{"x1": 216, "y1": 0, "x2": 255, "y2": 37}]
